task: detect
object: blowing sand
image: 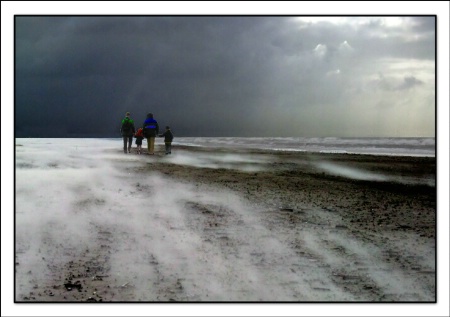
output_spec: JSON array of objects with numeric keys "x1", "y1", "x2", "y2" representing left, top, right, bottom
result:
[{"x1": 15, "y1": 141, "x2": 436, "y2": 303}]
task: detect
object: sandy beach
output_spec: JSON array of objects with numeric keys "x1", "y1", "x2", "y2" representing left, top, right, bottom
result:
[{"x1": 15, "y1": 141, "x2": 436, "y2": 302}]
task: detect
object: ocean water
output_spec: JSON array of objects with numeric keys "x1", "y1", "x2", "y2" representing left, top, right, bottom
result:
[{"x1": 172, "y1": 137, "x2": 436, "y2": 157}]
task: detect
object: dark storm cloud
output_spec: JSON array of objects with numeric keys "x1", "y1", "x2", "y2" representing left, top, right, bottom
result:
[
  {"x1": 15, "y1": 16, "x2": 436, "y2": 137},
  {"x1": 368, "y1": 74, "x2": 424, "y2": 92},
  {"x1": 397, "y1": 76, "x2": 424, "y2": 90},
  {"x1": 16, "y1": 17, "x2": 281, "y2": 136}
]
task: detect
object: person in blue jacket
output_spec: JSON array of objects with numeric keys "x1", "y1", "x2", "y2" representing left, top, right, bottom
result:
[{"x1": 143, "y1": 113, "x2": 159, "y2": 155}]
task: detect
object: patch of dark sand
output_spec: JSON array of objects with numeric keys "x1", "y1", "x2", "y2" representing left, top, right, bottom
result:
[
  {"x1": 18, "y1": 146, "x2": 436, "y2": 302},
  {"x1": 137, "y1": 149, "x2": 435, "y2": 238},
  {"x1": 135, "y1": 148, "x2": 436, "y2": 301}
]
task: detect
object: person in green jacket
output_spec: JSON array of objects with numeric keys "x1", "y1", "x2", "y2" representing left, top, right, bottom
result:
[{"x1": 120, "y1": 112, "x2": 135, "y2": 153}]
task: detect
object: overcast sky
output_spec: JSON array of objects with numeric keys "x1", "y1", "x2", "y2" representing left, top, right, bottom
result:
[{"x1": 15, "y1": 15, "x2": 436, "y2": 137}]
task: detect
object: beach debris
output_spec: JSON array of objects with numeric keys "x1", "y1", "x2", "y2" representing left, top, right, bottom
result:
[
  {"x1": 176, "y1": 279, "x2": 183, "y2": 290},
  {"x1": 64, "y1": 281, "x2": 82, "y2": 291},
  {"x1": 312, "y1": 287, "x2": 331, "y2": 291},
  {"x1": 279, "y1": 206, "x2": 306, "y2": 214},
  {"x1": 92, "y1": 275, "x2": 109, "y2": 281},
  {"x1": 324, "y1": 207, "x2": 338, "y2": 213},
  {"x1": 332, "y1": 273, "x2": 360, "y2": 281},
  {"x1": 121, "y1": 282, "x2": 130, "y2": 288},
  {"x1": 86, "y1": 296, "x2": 97, "y2": 302}
]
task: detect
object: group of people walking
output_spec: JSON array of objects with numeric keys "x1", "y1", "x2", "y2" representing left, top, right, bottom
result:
[{"x1": 120, "y1": 112, "x2": 173, "y2": 155}]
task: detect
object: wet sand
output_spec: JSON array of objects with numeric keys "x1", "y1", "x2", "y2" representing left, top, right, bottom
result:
[{"x1": 15, "y1": 144, "x2": 436, "y2": 302}]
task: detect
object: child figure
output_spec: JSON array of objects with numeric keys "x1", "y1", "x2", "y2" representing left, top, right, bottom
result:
[
  {"x1": 134, "y1": 127, "x2": 144, "y2": 154},
  {"x1": 159, "y1": 126, "x2": 174, "y2": 155}
]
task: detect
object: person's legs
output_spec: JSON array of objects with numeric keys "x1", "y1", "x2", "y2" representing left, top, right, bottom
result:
[
  {"x1": 147, "y1": 138, "x2": 151, "y2": 153},
  {"x1": 128, "y1": 136, "x2": 132, "y2": 153},
  {"x1": 165, "y1": 142, "x2": 172, "y2": 154},
  {"x1": 149, "y1": 137, "x2": 155, "y2": 154},
  {"x1": 123, "y1": 136, "x2": 127, "y2": 153}
]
